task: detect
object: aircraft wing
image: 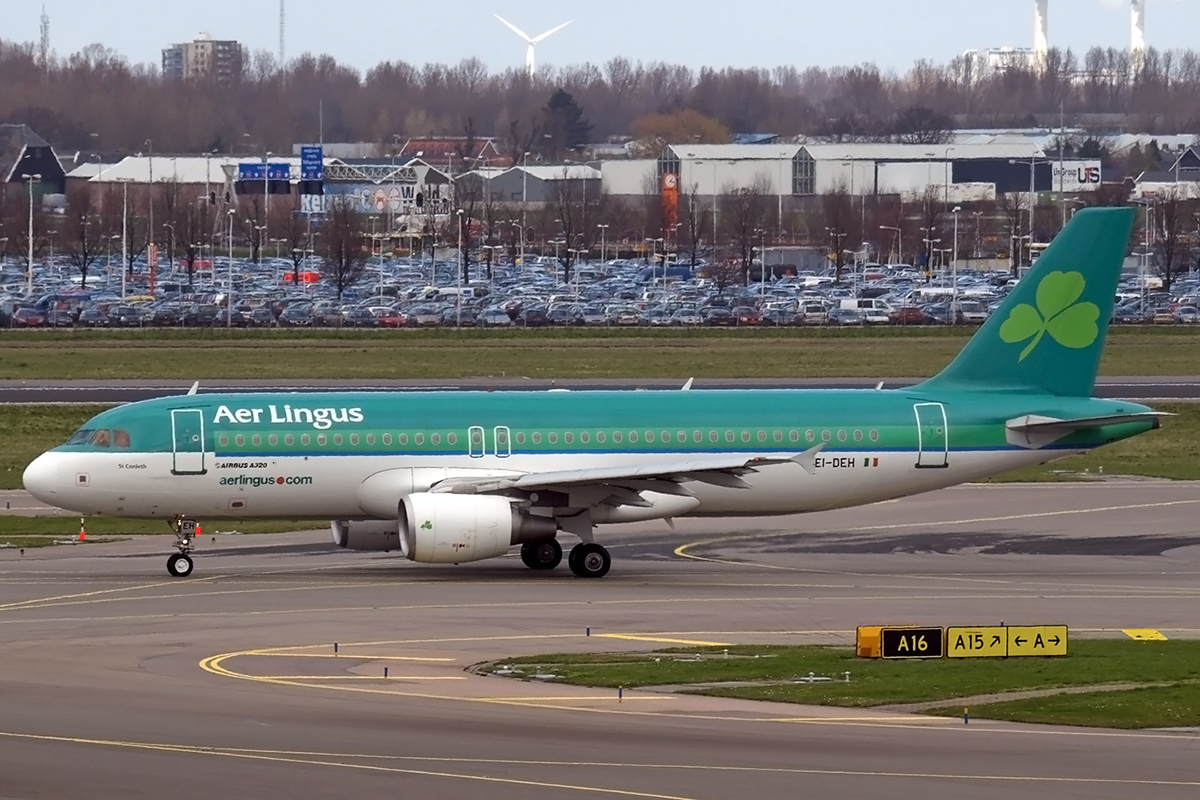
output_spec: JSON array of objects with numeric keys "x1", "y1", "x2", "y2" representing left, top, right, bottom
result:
[
  {"x1": 429, "y1": 445, "x2": 825, "y2": 495},
  {"x1": 1005, "y1": 412, "x2": 1167, "y2": 449}
]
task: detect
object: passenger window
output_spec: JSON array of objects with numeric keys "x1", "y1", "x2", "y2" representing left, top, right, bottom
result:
[
  {"x1": 807, "y1": 430, "x2": 816, "y2": 442},
  {"x1": 318, "y1": 434, "x2": 327, "y2": 446},
  {"x1": 678, "y1": 431, "x2": 687, "y2": 442},
  {"x1": 580, "y1": 432, "x2": 590, "y2": 443},
  {"x1": 854, "y1": 430, "x2": 863, "y2": 442},
  {"x1": 285, "y1": 434, "x2": 294, "y2": 446},
  {"x1": 870, "y1": 430, "x2": 879, "y2": 442},
  {"x1": 446, "y1": 433, "x2": 456, "y2": 445},
  {"x1": 662, "y1": 431, "x2": 670, "y2": 443},
  {"x1": 694, "y1": 431, "x2": 702, "y2": 443},
  {"x1": 613, "y1": 432, "x2": 622, "y2": 443},
  {"x1": 219, "y1": 434, "x2": 229, "y2": 447},
  {"x1": 471, "y1": 430, "x2": 483, "y2": 445},
  {"x1": 235, "y1": 434, "x2": 245, "y2": 446},
  {"x1": 725, "y1": 431, "x2": 735, "y2": 443},
  {"x1": 516, "y1": 432, "x2": 526, "y2": 444},
  {"x1": 741, "y1": 431, "x2": 751, "y2": 443},
  {"x1": 758, "y1": 431, "x2": 767, "y2": 442},
  {"x1": 301, "y1": 434, "x2": 311, "y2": 446},
  {"x1": 252, "y1": 434, "x2": 262, "y2": 446},
  {"x1": 415, "y1": 433, "x2": 424, "y2": 445},
  {"x1": 366, "y1": 434, "x2": 374, "y2": 445},
  {"x1": 629, "y1": 432, "x2": 638, "y2": 443},
  {"x1": 351, "y1": 434, "x2": 360, "y2": 445},
  {"x1": 333, "y1": 434, "x2": 343, "y2": 446},
  {"x1": 269, "y1": 434, "x2": 278, "y2": 446},
  {"x1": 647, "y1": 432, "x2": 657, "y2": 443},
  {"x1": 565, "y1": 432, "x2": 574, "y2": 444},
  {"x1": 397, "y1": 433, "x2": 406, "y2": 445},
  {"x1": 774, "y1": 430, "x2": 783, "y2": 442},
  {"x1": 790, "y1": 430, "x2": 799, "y2": 442},
  {"x1": 597, "y1": 432, "x2": 606, "y2": 443},
  {"x1": 709, "y1": 431, "x2": 718, "y2": 442},
  {"x1": 548, "y1": 432, "x2": 558, "y2": 443},
  {"x1": 822, "y1": 430, "x2": 832, "y2": 442},
  {"x1": 114, "y1": 430, "x2": 131, "y2": 448},
  {"x1": 838, "y1": 430, "x2": 848, "y2": 442},
  {"x1": 90, "y1": 430, "x2": 112, "y2": 447},
  {"x1": 431, "y1": 433, "x2": 440, "y2": 445},
  {"x1": 532, "y1": 432, "x2": 542, "y2": 444}
]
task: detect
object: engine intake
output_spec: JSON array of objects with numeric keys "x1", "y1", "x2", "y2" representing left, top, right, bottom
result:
[{"x1": 399, "y1": 493, "x2": 557, "y2": 564}]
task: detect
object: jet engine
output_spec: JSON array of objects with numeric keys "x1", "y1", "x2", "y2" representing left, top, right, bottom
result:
[
  {"x1": 331, "y1": 520, "x2": 402, "y2": 551},
  {"x1": 399, "y1": 493, "x2": 557, "y2": 564}
]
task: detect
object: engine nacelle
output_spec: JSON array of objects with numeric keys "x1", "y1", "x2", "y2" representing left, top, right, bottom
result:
[
  {"x1": 399, "y1": 493, "x2": 557, "y2": 564},
  {"x1": 331, "y1": 520, "x2": 402, "y2": 551}
]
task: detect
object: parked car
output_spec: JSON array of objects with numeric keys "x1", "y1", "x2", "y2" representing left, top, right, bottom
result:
[
  {"x1": 731, "y1": 306, "x2": 763, "y2": 326},
  {"x1": 11, "y1": 308, "x2": 45, "y2": 328},
  {"x1": 889, "y1": 306, "x2": 932, "y2": 326},
  {"x1": 703, "y1": 307, "x2": 735, "y2": 326},
  {"x1": 670, "y1": 308, "x2": 703, "y2": 326},
  {"x1": 827, "y1": 308, "x2": 866, "y2": 326}
]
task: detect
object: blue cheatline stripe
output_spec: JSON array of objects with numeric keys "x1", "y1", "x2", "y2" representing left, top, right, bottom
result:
[{"x1": 210, "y1": 443, "x2": 1090, "y2": 459}]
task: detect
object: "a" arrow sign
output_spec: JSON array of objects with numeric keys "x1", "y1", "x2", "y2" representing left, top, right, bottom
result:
[
  {"x1": 1013, "y1": 636, "x2": 1027, "y2": 646},
  {"x1": 990, "y1": 635, "x2": 1002, "y2": 647},
  {"x1": 1049, "y1": 635, "x2": 1061, "y2": 646}
]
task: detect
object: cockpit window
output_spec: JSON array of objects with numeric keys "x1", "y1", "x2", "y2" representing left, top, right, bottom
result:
[
  {"x1": 113, "y1": 430, "x2": 131, "y2": 448},
  {"x1": 89, "y1": 430, "x2": 112, "y2": 447},
  {"x1": 66, "y1": 429, "x2": 95, "y2": 445}
]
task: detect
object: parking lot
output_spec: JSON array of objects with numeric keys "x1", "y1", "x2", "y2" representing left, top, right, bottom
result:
[{"x1": 1, "y1": 252, "x2": 1195, "y2": 330}]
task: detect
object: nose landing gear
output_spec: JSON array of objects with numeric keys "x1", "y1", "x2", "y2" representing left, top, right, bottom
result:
[{"x1": 167, "y1": 517, "x2": 198, "y2": 577}]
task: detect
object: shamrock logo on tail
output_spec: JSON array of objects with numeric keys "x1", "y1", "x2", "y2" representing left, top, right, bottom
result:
[{"x1": 999, "y1": 271, "x2": 1100, "y2": 361}]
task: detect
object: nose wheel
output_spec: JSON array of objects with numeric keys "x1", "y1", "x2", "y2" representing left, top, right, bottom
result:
[
  {"x1": 167, "y1": 552, "x2": 194, "y2": 577},
  {"x1": 167, "y1": 517, "x2": 199, "y2": 578}
]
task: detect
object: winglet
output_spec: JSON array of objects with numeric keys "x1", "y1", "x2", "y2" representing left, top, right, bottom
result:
[
  {"x1": 187, "y1": 381, "x2": 200, "y2": 396},
  {"x1": 682, "y1": 377, "x2": 694, "y2": 392}
]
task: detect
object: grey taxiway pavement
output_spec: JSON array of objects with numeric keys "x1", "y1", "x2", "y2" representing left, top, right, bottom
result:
[
  {"x1": 1, "y1": 482, "x2": 1199, "y2": 798},
  {"x1": 2, "y1": 376, "x2": 1200, "y2": 404}
]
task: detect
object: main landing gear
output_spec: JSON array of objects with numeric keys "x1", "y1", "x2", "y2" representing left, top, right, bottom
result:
[
  {"x1": 167, "y1": 517, "x2": 198, "y2": 578},
  {"x1": 519, "y1": 538, "x2": 611, "y2": 578}
]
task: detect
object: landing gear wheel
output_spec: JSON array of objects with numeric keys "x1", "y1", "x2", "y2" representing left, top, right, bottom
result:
[
  {"x1": 568, "y1": 543, "x2": 611, "y2": 578},
  {"x1": 521, "y1": 538, "x2": 562, "y2": 570},
  {"x1": 167, "y1": 553, "x2": 194, "y2": 578}
]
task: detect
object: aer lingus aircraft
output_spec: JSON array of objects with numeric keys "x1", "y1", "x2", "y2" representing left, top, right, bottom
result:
[{"x1": 23, "y1": 208, "x2": 1162, "y2": 579}]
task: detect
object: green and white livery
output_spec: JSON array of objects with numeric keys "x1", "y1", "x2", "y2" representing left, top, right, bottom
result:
[{"x1": 23, "y1": 208, "x2": 1162, "y2": 578}]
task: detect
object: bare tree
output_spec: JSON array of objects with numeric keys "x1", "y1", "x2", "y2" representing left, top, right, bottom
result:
[
  {"x1": 318, "y1": 198, "x2": 369, "y2": 301},
  {"x1": 821, "y1": 182, "x2": 853, "y2": 282},
  {"x1": 549, "y1": 167, "x2": 605, "y2": 284},
  {"x1": 995, "y1": 191, "x2": 1026, "y2": 276},
  {"x1": 679, "y1": 180, "x2": 710, "y2": 269},
  {"x1": 60, "y1": 185, "x2": 108, "y2": 285},
  {"x1": 1153, "y1": 190, "x2": 1192, "y2": 293},
  {"x1": 721, "y1": 177, "x2": 770, "y2": 286}
]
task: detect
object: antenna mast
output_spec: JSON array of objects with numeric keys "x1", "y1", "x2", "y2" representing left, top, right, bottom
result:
[
  {"x1": 39, "y1": 5, "x2": 50, "y2": 75},
  {"x1": 279, "y1": 0, "x2": 286, "y2": 69}
]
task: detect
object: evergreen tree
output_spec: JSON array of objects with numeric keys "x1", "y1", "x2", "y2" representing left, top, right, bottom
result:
[{"x1": 542, "y1": 88, "x2": 593, "y2": 158}]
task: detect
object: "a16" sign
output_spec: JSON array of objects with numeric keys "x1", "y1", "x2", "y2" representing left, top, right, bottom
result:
[{"x1": 880, "y1": 627, "x2": 944, "y2": 659}]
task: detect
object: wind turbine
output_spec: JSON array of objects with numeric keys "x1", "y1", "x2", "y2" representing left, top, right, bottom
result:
[{"x1": 494, "y1": 15, "x2": 571, "y2": 77}]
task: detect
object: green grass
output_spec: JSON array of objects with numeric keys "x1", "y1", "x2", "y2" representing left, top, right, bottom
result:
[
  {"x1": 486, "y1": 641, "x2": 1200, "y2": 727},
  {"x1": 992, "y1": 401, "x2": 1200, "y2": 481},
  {"x1": 0, "y1": 327, "x2": 1198, "y2": 379},
  {"x1": 933, "y1": 683, "x2": 1200, "y2": 729}
]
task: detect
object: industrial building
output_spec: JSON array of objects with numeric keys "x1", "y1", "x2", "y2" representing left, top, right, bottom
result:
[
  {"x1": 1, "y1": 124, "x2": 66, "y2": 201},
  {"x1": 599, "y1": 142, "x2": 1099, "y2": 203},
  {"x1": 459, "y1": 164, "x2": 602, "y2": 206}
]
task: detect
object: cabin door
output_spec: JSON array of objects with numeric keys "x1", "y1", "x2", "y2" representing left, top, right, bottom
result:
[
  {"x1": 913, "y1": 402, "x2": 949, "y2": 469},
  {"x1": 171, "y1": 409, "x2": 207, "y2": 475}
]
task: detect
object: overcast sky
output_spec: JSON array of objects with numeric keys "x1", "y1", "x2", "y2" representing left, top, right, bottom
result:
[{"x1": 9, "y1": 0, "x2": 1198, "y2": 75}]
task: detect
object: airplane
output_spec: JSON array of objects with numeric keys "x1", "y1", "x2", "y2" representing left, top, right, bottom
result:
[{"x1": 23, "y1": 208, "x2": 1162, "y2": 579}]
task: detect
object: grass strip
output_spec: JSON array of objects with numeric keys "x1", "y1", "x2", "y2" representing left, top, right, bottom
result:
[
  {"x1": 484, "y1": 641, "x2": 1200, "y2": 727},
  {"x1": 0, "y1": 327, "x2": 1197, "y2": 378},
  {"x1": 929, "y1": 683, "x2": 1200, "y2": 729}
]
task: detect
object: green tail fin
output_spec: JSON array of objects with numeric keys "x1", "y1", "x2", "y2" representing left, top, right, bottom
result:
[{"x1": 919, "y1": 207, "x2": 1134, "y2": 397}]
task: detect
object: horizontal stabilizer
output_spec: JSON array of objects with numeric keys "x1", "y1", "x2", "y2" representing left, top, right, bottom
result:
[{"x1": 1006, "y1": 412, "x2": 1167, "y2": 449}]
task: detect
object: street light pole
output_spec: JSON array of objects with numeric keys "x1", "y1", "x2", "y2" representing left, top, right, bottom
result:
[
  {"x1": 520, "y1": 151, "x2": 530, "y2": 268},
  {"x1": 951, "y1": 205, "x2": 961, "y2": 316},
  {"x1": 227, "y1": 209, "x2": 235, "y2": 328},
  {"x1": 456, "y1": 208, "x2": 464, "y2": 328},
  {"x1": 596, "y1": 223, "x2": 609, "y2": 264},
  {"x1": 22, "y1": 173, "x2": 41, "y2": 297}
]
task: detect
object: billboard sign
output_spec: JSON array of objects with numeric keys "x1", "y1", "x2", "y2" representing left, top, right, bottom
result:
[
  {"x1": 1052, "y1": 160, "x2": 1102, "y2": 192},
  {"x1": 239, "y1": 163, "x2": 292, "y2": 181},
  {"x1": 301, "y1": 146, "x2": 324, "y2": 180}
]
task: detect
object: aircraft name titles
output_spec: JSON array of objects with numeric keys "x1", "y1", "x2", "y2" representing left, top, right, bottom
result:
[{"x1": 213, "y1": 404, "x2": 365, "y2": 430}]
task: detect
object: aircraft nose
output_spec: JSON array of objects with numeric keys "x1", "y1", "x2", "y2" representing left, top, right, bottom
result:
[{"x1": 23, "y1": 452, "x2": 61, "y2": 505}]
